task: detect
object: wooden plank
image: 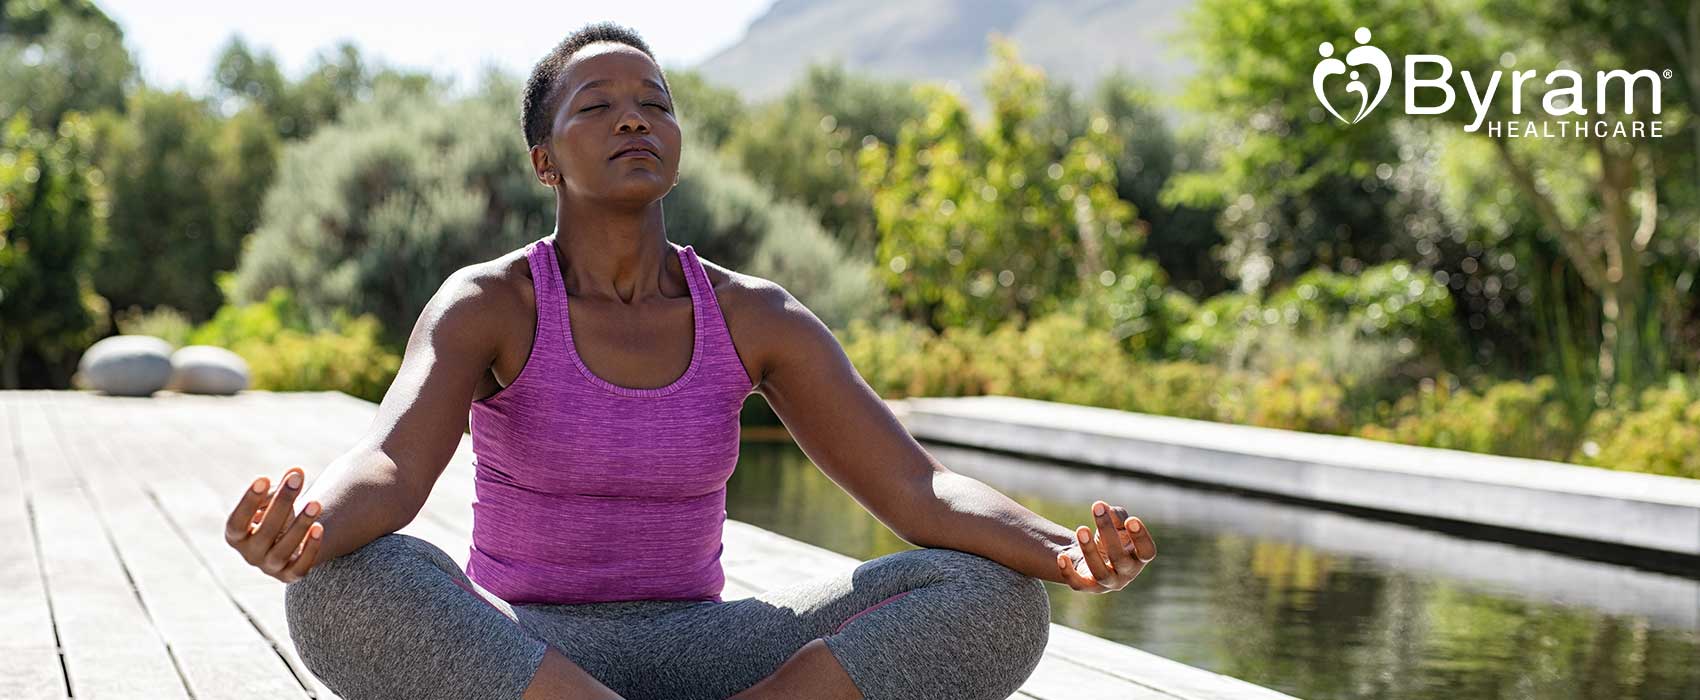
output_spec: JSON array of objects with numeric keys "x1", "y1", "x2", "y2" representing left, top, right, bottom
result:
[
  {"x1": 1020, "y1": 654, "x2": 1187, "y2": 699},
  {"x1": 45, "y1": 392, "x2": 310, "y2": 700},
  {"x1": 0, "y1": 394, "x2": 70, "y2": 699},
  {"x1": 148, "y1": 391, "x2": 477, "y2": 696},
  {"x1": 94, "y1": 392, "x2": 339, "y2": 700},
  {"x1": 10, "y1": 395, "x2": 190, "y2": 699}
]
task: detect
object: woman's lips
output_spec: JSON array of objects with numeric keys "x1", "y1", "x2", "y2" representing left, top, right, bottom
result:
[{"x1": 613, "y1": 149, "x2": 658, "y2": 161}]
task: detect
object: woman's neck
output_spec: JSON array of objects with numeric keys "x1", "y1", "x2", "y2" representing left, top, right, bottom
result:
[{"x1": 552, "y1": 200, "x2": 675, "y2": 305}]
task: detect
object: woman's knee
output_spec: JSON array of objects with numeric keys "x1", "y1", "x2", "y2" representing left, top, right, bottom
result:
[
  {"x1": 912, "y1": 548, "x2": 1051, "y2": 660},
  {"x1": 284, "y1": 533, "x2": 448, "y2": 671}
]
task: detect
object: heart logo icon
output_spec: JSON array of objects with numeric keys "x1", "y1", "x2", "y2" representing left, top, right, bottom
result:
[{"x1": 1314, "y1": 27, "x2": 1392, "y2": 124}]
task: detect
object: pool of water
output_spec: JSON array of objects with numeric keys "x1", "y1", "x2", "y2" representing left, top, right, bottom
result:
[{"x1": 724, "y1": 439, "x2": 1700, "y2": 700}]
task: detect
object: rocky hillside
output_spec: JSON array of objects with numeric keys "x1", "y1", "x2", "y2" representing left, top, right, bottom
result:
[{"x1": 694, "y1": 0, "x2": 1199, "y2": 108}]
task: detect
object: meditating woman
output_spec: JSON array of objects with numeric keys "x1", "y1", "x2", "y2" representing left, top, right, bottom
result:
[{"x1": 223, "y1": 21, "x2": 1157, "y2": 700}]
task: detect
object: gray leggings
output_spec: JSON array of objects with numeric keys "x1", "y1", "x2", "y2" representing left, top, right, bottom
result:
[{"x1": 284, "y1": 533, "x2": 1051, "y2": 700}]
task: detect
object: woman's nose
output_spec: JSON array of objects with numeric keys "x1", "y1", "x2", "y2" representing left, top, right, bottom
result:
[{"x1": 617, "y1": 111, "x2": 649, "y2": 133}]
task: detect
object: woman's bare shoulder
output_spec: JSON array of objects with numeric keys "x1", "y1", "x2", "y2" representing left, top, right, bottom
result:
[{"x1": 456, "y1": 245, "x2": 534, "y2": 313}]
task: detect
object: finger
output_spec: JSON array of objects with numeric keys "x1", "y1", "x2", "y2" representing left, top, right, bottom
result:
[
  {"x1": 1126, "y1": 516, "x2": 1157, "y2": 562},
  {"x1": 225, "y1": 476, "x2": 271, "y2": 545},
  {"x1": 263, "y1": 499, "x2": 321, "y2": 573},
  {"x1": 281, "y1": 522, "x2": 325, "y2": 583},
  {"x1": 244, "y1": 468, "x2": 304, "y2": 559},
  {"x1": 1056, "y1": 549, "x2": 1103, "y2": 591},
  {"x1": 1111, "y1": 506, "x2": 1131, "y2": 543},
  {"x1": 1095, "y1": 503, "x2": 1139, "y2": 575},
  {"x1": 1074, "y1": 526, "x2": 1115, "y2": 583}
]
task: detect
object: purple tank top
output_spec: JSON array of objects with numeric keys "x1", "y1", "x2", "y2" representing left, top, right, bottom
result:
[{"x1": 465, "y1": 235, "x2": 756, "y2": 605}]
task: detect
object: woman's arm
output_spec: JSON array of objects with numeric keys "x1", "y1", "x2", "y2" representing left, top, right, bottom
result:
[
  {"x1": 286, "y1": 266, "x2": 509, "y2": 564},
  {"x1": 745, "y1": 281, "x2": 1151, "y2": 586}
]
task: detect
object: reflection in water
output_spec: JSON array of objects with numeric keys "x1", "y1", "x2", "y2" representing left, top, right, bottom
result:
[{"x1": 725, "y1": 440, "x2": 1700, "y2": 700}]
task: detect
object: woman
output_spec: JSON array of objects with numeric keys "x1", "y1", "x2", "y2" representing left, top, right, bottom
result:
[{"x1": 224, "y1": 21, "x2": 1157, "y2": 700}]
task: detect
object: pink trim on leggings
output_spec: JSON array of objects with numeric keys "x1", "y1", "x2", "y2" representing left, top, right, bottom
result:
[
  {"x1": 450, "y1": 572, "x2": 523, "y2": 625},
  {"x1": 833, "y1": 590, "x2": 915, "y2": 635}
]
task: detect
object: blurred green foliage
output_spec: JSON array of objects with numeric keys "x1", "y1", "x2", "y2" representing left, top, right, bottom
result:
[
  {"x1": 1577, "y1": 376, "x2": 1700, "y2": 479},
  {"x1": 0, "y1": 112, "x2": 109, "y2": 388},
  {"x1": 188, "y1": 287, "x2": 400, "y2": 402},
  {"x1": 88, "y1": 89, "x2": 280, "y2": 322},
  {"x1": 0, "y1": 0, "x2": 133, "y2": 132},
  {"x1": 860, "y1": 39, "x2": 1140, "y2": 332},
  {"x1": 6, "y1": 0, "x2": 1700, "y2": 481},
  {"x1": 722, "y1": 63, "x2": 927, "y2": 258}
]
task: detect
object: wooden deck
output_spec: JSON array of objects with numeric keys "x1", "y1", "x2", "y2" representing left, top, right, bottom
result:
[{"x1": 0, "y1": 390, "x2": 1296, "y2": 700}]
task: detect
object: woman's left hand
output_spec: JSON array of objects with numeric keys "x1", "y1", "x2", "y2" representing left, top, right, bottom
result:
[{"x1": 1055, "y1": 500, "x2": 1156, "y2": 593}]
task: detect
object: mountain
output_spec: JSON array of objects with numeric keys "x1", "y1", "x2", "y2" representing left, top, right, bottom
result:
[{"x1": 693, "y1": 0, "x2": 1199, "y2": 109}]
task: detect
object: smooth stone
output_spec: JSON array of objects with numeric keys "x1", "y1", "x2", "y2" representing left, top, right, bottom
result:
[
  {"x1": 171, "y1": 345, "x2": 251, "y2": 395},
  {"x1": 79, "y1": 335, "x2": 175, "y2": 397}
]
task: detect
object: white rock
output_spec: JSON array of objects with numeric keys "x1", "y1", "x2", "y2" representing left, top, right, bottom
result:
[
  {"x1": 171, "y1": 345, "x2": 250, "y2": 395},
  {"x1": 78, "y1": 335, "x2": 175, "y2": 396}
]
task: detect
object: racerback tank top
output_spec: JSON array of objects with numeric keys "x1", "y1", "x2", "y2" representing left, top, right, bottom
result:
[{"x1": 465, "y1": 234, "x2": 757, "y2": 605}]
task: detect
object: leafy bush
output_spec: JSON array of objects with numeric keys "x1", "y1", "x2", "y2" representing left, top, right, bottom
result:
[
  {"x1": 1063, "y1": 255, "x2": 1195, "y2": 357},
  {"x1": 835, "y1": 316, "x2": 998, "y2": 399},
  {"x1": 189, "y1": 287, "x2": 400, "y2": 402},
  {"x1": 236, "y1": 75, "x2": 880, "y2": 346},
  {"x1": 1122, "y1": 361, "x2": 1231, "y2": 422},
  {"x1": 114, "y1": 304, "x2": 193, "y2": 348},
  {"x1": 1356, "y1": 376, "x2": 1577, "y2": 461},
  {"x1": 858, "y1": 40, "x2": 1139, "y2": 332},
  {"x1": 977, "y1": 311, "x2": 1134, "y2": 408},
  {"x1": 1575, "y1": 376, "x2": 1700, "y2": 478},
  {"x1": 1226, "y1": 360, "x2": 1348, "y2": 434}
]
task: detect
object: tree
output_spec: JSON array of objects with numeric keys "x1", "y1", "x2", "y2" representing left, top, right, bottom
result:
[
  {"x1": 1093, "y1": 71, "x2": 1227, "y2": 298},
  {"x1": 89, "y1": 89, "x2": 280, "y2": 323},
  {"x1": 665, "y1": 68, "x2": 746, "y2": 151},
  {"x1": 723, "y1": 63, "x2": 926, "y2": 258},
  {"x1": 232, "y1": 75, "x2": 880, "y2": 346},
  {"x1": 0, "y1": 113, "x2": 109, "y2": 388},
  {"x1": 1169, "y1": 0, "x2": 1698, "y2": 396},
  {"x1": 0, "y1": 0, "x2": 135, "y2": 130},
  {"x1": 859, "y1": 38, "x2": 1139, "y2": 332},
  {"x1": 211, "y1": 37, "x2": 402, "y2": 140}
]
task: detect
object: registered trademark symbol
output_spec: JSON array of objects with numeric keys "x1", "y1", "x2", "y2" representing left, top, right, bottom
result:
[{"x1": 1666, "y1": 69, "x2": 1674, "y2": 79}]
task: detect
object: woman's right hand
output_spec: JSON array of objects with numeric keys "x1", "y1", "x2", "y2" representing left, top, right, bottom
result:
[{"x1": 225, "y1": 466, "x2": 325, "y2": 583}]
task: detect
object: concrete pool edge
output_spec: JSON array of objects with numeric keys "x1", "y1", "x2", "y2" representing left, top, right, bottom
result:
[{"x1": 889, "y1": 395, "x2": 1700, "y2": 561}]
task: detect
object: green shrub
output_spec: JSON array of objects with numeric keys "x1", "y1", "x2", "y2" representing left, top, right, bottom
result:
[
  {"x1": 978, "y1": 311, "x2": 1133, "y2": 408},
  {"x1": 837, "y1": 309, "x2": 1700, "y2": 481},
  {"x1": 835, "y1": 316, "x2": 999, "y2": 398},
  {"x1": 1228, "y1": 360, "x2": 1348, "y2": 434},
  {"x1": 1357, "y1": 375, "x2": 1577, "y2": 461},
  {"x1": 189, "y1": 288, "x2": 400, "y2": 402},
  {"x1": 114, "y1": 304, "x2": 194, "y2": 348},
  {"x1": 1123, "y1": 361, "x2": 1230, "y2": 421},
  {"x1": 1064, "y1": 256, "x2": 1195, "y2": 358},
  {"x1": 1575, "y1": 376, "x2": 1700, "y2": 478}
]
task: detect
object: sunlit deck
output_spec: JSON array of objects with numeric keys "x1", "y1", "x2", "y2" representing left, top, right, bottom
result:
[{"x1": 0, "y1": 390, "x2": 1294, "y2": 699}]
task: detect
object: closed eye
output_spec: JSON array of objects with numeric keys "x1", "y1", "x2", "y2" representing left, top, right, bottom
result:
[{"x1": 579, "y1": 104, "x2": 606, "y2": 113}]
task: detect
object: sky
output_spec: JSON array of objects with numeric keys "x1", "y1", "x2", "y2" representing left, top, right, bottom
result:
[{"x1": 95, "y1": 0, "x2": 778, "y2": 94}]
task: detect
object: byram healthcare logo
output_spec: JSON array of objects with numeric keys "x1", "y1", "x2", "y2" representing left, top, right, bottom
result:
[
  {"x1": 1312, "y1": 27, "x2": 1668, "y2": 138},
  {"x1": 1314, "y1": 27, "x2": 1391, "y2": 124}
]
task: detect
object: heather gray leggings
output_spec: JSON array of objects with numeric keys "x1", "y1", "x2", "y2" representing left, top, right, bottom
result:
[{"x1": 284, "y1": 533, "x2": 1051, "y2": 700}]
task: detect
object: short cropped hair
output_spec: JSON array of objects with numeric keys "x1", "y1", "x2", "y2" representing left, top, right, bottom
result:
[{"x1": 521, "y1": 22, "x2": 668, "y2": 150}]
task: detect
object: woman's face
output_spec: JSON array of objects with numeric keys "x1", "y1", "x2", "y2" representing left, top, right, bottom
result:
[{"x1": 533, "y1": 43, "x2": 682, "y2": 206}]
